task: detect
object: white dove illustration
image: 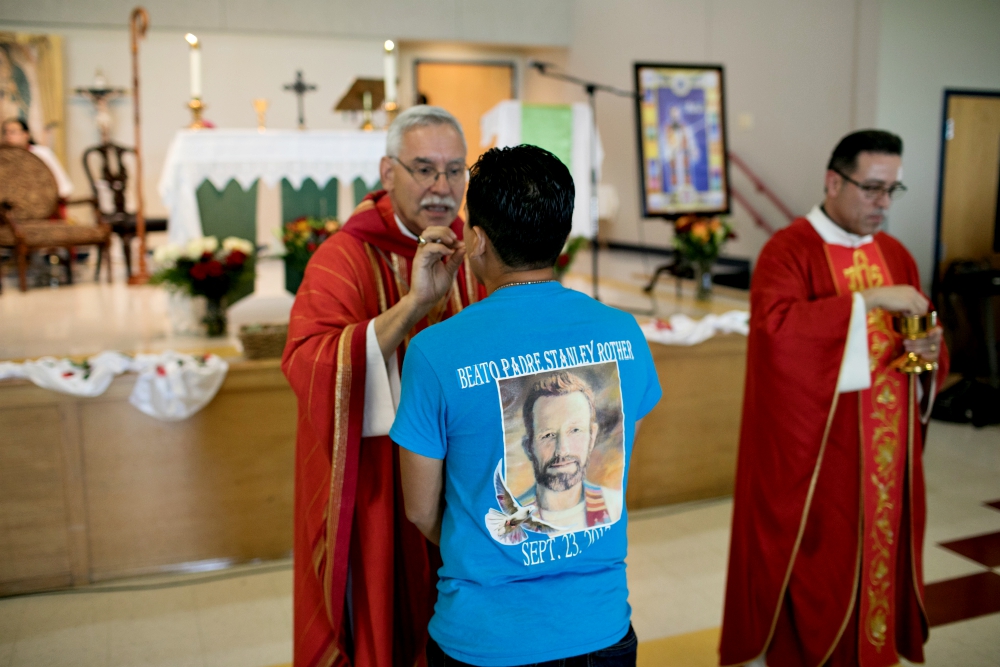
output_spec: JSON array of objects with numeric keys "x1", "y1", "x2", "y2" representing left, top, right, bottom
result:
[{"x1": 484, "y1": 460, "x2": 563, "y2": 545}]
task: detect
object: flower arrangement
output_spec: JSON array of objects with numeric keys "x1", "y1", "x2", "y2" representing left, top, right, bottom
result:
[
  {"x1": 553, "y1": 236, "x2": 589, "y2": 281},
  {"x1": 281, "y1": 216, "x2": 340, "y2": 294},
  {"x1": 151, "y1": 236, "x2": 256, "y2": 336},
  {"x1": 673, "y1": 215, "x2": 735, "y2": 299}
]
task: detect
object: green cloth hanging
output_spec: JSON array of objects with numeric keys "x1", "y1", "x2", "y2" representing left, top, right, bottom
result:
[
  {"x1": 521, "y1": 104, "x2": 573, "y2": 168},
  {"x1": 281, "y1": 178, "x2": 339, "y2": 223},
  {"x1": 353, "y1": 177, "x2": 382, "y2": 207},
  {"x1": 196, "y1": 178, "x2": 257, "y2": 304}
]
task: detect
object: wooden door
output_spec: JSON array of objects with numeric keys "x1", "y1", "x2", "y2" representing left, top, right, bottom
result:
[
  {"x1": 415, "y1": 61, "x2": 515, "y2": 167},
  {"x1": 937, "y1": 92, "x2": 1000, "y2": 278}
]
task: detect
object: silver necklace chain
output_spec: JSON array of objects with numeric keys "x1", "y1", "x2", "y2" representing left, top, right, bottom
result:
[{"x1": 493, "y1": 279, "x2": 557, "y2": 292}]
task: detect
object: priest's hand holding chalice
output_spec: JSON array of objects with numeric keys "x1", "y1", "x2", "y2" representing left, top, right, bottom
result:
[
  {"x1": 861, "y1": 284, "x2": 942, "y2": 371},
  {"x1": 862, "y1": 284, "x2": 942, "y2": 436}
]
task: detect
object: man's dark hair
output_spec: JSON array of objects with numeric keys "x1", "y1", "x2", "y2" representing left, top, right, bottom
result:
[
  {"x1": 466, "y1": 144, "x2": 574, "y2": 269},
  {"x1": 827, "y1": 130, "x2": 903, "y2": 175}
]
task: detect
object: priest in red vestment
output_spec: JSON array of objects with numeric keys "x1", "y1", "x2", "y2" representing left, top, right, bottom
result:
[
  {"x1": 720, "y1": 130, "x2": 950, "y2": 667},
  {"x1": 282, "y1": 106, "x2": 485, "y2": 667}
]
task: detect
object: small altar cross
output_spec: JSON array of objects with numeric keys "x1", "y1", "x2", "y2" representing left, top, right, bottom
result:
[{"x1": 284, "y1": 70, "x2": 317, "y2": 130}]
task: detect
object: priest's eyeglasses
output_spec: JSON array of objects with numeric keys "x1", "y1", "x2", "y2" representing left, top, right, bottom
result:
[
  {"x1": 834, "y1": 169, "x2": 908, "y2": 201},
  {"x1": 391, "y1": 157, "x2": 468, "y2": 188}
]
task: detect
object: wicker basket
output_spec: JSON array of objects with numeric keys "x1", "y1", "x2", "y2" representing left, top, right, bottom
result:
[{"x1": 239, "y1": 323, "x2": 288, "y2": 360}]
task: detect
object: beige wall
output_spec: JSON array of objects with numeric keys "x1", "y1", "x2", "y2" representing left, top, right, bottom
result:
[
  {"x1": 875, "y1": 0, "x2": 1000, "y2": 288},
  {"x1": 562, "y1": 0, "x2": 881, "y2": 260},
  {"x1": 0, "y1": 23, "x2": 386, "y2": 218}
]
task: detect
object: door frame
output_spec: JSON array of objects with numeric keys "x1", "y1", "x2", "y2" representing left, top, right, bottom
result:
[
  {"x1": 412, "y1": 58, "x2": 519, "y2": 106},
  {"x1": 933, "y1": 88, "x2": 1000, "y2": 296}
]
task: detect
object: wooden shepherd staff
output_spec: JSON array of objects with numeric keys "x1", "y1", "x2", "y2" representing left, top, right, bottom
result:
[{"x1": 128, "y1": 7, "x2": 150, "y2": 284}]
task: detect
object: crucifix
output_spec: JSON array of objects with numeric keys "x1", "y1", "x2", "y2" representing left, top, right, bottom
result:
[{"x1": 284, "y1": 70, "x2": 317, "y2": 130}]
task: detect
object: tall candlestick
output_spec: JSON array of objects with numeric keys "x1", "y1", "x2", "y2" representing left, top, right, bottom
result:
[
  {"x1": 383, "y1": 40, "x2": 397, "y2": 110},
  {"x1": 185, "y1": 33, "x2": 201, "y2": 98}
]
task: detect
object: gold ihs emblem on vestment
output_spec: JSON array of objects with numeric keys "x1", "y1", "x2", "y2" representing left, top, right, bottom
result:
[{"x1": 843, "y1": 249, "x2": 884, "y2": 292}]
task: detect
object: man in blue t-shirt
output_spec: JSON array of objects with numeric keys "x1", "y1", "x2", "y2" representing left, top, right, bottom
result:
[{"x1": 390, "y1": 145, "x2": 662, "y2": 667}]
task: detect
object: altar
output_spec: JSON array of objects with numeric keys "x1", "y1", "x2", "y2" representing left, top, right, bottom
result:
[{"x1": 158, "y1": 129, "x2": 387, "y2": 244}]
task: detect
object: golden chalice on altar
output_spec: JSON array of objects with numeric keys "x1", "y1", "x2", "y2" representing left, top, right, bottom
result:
[
  {"x1": 253, "y1": 98, "x2": 269, "y2": 131},
  {"x1": 891, "y1": 312, "x2": 938, "y2": 375}
]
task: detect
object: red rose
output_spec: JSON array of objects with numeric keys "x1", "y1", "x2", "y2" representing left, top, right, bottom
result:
[
  {"x1": 201, "y1": 252, "x2": 213, "y2": 262},
  {"x1": 226, "y1": 250, "x2": 247, "y2": 267},
  {"x1": 156, "y1": 366, "x2": 166, "y2": 376},
  {"x1": 205, "y1": 260, "x2": 224, "y2": 277},
  {"x1": 556, "y1": 254, "x2": 570, "y2": 268},
  {"x1": 190, "y1": 263, "x2": 208, "y2": 280},
  {"x1": 307, "y1": 242, "x2": 317, "y2": 253}
]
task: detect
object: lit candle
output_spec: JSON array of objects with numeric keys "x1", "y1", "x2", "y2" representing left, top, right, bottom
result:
[
  {"x1": 185, "y1": 33, "x2": 201, "y2": 99},
  {"x1": 383, "y1": 40, "x2": 397, "y2": 108}
]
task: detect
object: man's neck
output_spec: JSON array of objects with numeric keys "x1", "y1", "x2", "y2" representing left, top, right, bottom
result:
[{"x1": 483, "y1": 267, "x2": 556, "y2": 295}]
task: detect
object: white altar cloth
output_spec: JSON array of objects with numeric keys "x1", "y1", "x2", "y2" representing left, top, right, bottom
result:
[{"x1": 159, "y1": 129, "x2": 387, "y2": 245}]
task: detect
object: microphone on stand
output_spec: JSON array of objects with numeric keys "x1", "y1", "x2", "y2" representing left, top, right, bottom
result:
[{"x1": 527, "y1": 60, "x2": 555, "y2": 74}]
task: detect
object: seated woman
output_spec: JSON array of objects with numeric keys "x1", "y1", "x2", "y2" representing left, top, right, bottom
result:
[{"x1": 2, "y1": 117, "x2": 74, "y2": 200}]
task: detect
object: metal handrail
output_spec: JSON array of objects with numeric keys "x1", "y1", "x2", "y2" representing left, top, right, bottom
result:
[{"x1": 728, "y1": 151, "x2": 797, "y2": 236}]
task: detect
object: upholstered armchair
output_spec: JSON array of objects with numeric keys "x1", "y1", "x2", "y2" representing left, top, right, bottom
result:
[{"x1": 0, "y1": 145, "x2": 112, "y2": 293}]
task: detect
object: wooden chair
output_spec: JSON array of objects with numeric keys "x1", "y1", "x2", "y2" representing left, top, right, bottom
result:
[
  {"x1": 0, "y1": 145, "x2": 111, "y2": 293},
  {"x1": 82, "y1": 142, "x2": 167, "y2": 279}
]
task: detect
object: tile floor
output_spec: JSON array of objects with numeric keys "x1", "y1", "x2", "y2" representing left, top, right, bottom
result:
[
  {"x1": 0, "y1": 419, "x2": 996, "y2": 667},
  {"x1": 1, "y1": 248, "x2": 998, "y2": 665}
]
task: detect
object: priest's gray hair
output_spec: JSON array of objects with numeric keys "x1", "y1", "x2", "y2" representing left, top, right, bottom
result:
[{"x1": 385, "y1": 105, "x2": 466, "y2": 158}]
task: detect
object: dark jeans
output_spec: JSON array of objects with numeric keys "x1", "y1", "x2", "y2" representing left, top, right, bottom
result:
[{"x1": 426, "y1": 624, "x2": 637, "y2": 667}]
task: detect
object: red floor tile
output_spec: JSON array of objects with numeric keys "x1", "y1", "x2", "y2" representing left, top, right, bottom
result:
[
  {"x1": 986, "y1": 499, "x2": 1000, "y2": 512},
  {"x1": 940, "y1": 531, "x2": 1000, "y2": 568},
  {"x1": 925, "y1": 571, "x2": 1000, "y2": 627}
]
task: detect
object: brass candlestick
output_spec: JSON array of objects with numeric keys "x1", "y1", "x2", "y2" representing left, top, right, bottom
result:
[
  {"x1": 891, "y1": 312, "x2": 938, "y2": 375},
  {"x1": 252, "y1": 98, "x2": 268, "y2": 131},
  {"x1": 187, "y1": 98, "x2": 206, "y2": 129}
]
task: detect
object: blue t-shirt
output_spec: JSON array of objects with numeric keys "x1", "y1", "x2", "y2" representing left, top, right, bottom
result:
[{"x1": 390, "y1": 282, "x2": 661, "y2": 666}]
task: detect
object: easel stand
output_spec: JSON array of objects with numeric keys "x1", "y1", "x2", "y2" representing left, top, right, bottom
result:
[{"x1": 529, "y1": 62, "x2": 637, "y2": 303}]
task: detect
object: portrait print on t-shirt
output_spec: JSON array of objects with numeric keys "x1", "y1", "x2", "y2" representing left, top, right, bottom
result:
[{"x1": 486, "y1": 361, "x2": 625, "y2": 545}]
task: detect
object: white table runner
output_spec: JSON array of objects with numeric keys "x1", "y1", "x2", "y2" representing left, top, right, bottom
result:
[{"x1": 158, "y1": 129, "x2": 387, "y2": 245}]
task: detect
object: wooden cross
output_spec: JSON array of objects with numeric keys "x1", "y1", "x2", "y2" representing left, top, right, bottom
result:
[{"x1": 284, "y1": 70, "x2": 317, "y2": 130}]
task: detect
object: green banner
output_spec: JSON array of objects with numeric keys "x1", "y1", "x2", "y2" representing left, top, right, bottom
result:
[{"x1": 521, "y1": 104, "x2": 573, "y2": 168}]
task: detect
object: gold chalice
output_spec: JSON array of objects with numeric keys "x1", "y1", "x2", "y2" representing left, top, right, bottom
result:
[
  {"x1": 253, "y1": 98, "x2": 269, "y2": 131},
  {"x1": 890, "y1": 312, "x2": 938, "y2": 375}
]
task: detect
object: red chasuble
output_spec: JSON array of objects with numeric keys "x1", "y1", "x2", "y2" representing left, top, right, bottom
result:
[
  {"x1": 719, "y1": 218, "x2": 949, "y2": 667},
  {"x1": 281, "y1": 191, "x2": 483, "y2": 667}
]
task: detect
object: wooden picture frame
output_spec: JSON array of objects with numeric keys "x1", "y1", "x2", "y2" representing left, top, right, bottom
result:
[{"x1": 634, "y1": 62, "x2": 730, "y2": 219}]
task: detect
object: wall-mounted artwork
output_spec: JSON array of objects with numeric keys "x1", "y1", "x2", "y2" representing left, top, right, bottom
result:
[
  {"x1": 634, "y1": 62, "x2": 729, "y2": 219},
  {"x1": 0, "y1": 33, "x2": 65, "y2": 163}
]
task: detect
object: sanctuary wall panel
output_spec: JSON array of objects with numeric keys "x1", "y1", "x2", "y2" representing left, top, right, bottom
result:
[{"x1": 0, "y1": 359, "x2": 297, "y2": 595}]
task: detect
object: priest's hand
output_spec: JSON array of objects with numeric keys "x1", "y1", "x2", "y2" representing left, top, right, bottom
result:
[
  {"x1": 408, "y1": 226, "x2": 466, "y2": 311},
  {"x1": 373, "y1": 226, "x2": 465, "y2": 362},
  {"x1": 904, "y1": 326, "x2": 943, "y2": 364},
  {"x1": 861, "y1": 285, "x2": 929, "y2": 316}
]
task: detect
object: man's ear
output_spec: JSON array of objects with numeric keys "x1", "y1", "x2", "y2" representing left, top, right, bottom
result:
[
  {"x1": 379, "y1": 156, "x2": 395, "y2": 192},
  {"x1": 824, "y1": 170, "x2": 842, "y2": 198},
  {"x1": 467, "y1": 224, "x2": 488, "y2": 260}
]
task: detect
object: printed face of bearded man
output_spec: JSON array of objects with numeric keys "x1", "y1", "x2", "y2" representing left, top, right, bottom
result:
[{"x1": 522, "y1": 372, "x2": 600, "y2": 496}]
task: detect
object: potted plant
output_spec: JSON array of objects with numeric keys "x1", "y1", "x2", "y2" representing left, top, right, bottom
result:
[
  {"x1": 280, "y1": 216, "x2": 340, "y2": 294},
  {"x1": 673, "y1": 215, "x2": 735, "y2": 300},
  {"x1": 151, "y1": 236, "x2": 256, "y2": 336}
]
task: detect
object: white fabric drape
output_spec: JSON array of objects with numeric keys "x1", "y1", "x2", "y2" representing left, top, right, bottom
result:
[
  {"x1": 158, "y1": 129, "x2": 387, "y2": 245},
  {"x1": 0, "y1": 351, "x2": 228, "y2": 421},
  {"x1": 640, "y1": 310, "x2": 750, "y2": 346}
]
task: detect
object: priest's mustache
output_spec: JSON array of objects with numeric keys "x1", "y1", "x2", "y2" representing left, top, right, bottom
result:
[
  {"x1": 537, "y1": 455, "x2": 584, "y2": 490},
  {"x1": 421, "y1": 195, "x2": 457, "y2": 209}
]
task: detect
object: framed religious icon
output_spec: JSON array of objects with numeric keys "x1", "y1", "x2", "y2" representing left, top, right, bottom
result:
[{"x1": 634, "y1": 62, "x2": 730, "y2": 218}]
